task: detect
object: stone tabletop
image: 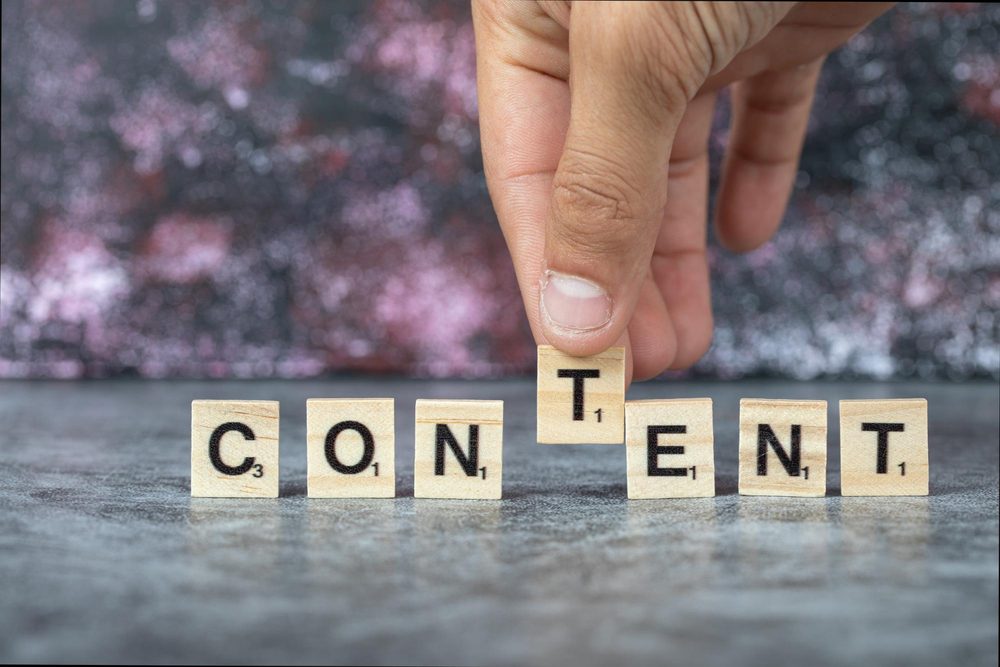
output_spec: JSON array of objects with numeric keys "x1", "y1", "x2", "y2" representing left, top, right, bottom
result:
[{"x1": 1, "y1": 379, "x2": 997, "y2": 666}]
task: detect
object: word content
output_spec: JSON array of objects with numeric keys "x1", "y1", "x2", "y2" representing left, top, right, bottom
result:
[{"x1": 191, "y1": 345, "x2": 930, "y2": 499}]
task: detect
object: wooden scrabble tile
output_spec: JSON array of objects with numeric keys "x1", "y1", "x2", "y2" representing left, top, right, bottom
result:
[
  {"x1": 537, "y1": 345, "x2": 625, "y2": 444},
  {"x1": 191, "y1": 400, "x2": 279, "y2": 498},
  {"x1": 738, "y1": 399, "x2": 827, "y2": 497},
  {"x1": 414, "y1": 399, "x2": 503, "y2": 499},
  {"x1": 625, "y1": 398, "x2": 715, "y2": 499},
  {"x1": 307, "y1": 398, "x2": 395, "y2": 498},
  {"x1": 840, "y1": 398, "x2": 929, "y2": 496}
]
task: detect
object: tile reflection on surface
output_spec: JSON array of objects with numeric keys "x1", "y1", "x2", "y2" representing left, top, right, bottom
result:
[
  {"x1": 834, "y1": 497, "x2": 931, "y2": 584},
  {"x1": 733, "y1": 498, "x2": 833, "y2": 587}
]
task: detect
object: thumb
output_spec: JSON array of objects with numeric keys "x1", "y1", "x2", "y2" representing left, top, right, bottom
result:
[{"x1": 539, "y1": 3, "x2": 700, "y2": 356}]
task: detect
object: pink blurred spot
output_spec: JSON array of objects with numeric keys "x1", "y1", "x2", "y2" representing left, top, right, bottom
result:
[{"x1": 139, "y1": 214, "x2": 233, "y2": 284}]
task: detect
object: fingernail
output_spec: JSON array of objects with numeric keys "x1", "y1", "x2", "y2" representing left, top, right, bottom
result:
[{"x1": 540, "y1": 270, "x2": 612, "y2": 332}]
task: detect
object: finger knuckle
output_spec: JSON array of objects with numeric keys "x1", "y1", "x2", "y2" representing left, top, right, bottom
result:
[
  {"x1": 552, "y1": 147, "x2": 654, "y2": 255},
  {"x1": 551, "y1": 158, "x2": 647, "y2": 258},
  {"x1": 553, "y1": 170, "x2": 635, "y2": 223}
]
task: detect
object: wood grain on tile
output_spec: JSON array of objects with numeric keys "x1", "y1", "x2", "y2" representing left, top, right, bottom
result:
[
  {"x1": 840, "y1": 398, "x2": 929, "y2": 496},
  {"x1": 191, "y1": 400, "x2": 279, "y2": 498},
  {"x1": 738, "y1": 398, "x2": 827, "y2": 497},
  {"x1": 625, "y1": 398, "x2": 715, "y2": 499},
  {"x1": 307, "y1": 398, "x2": 395, "y2": 498},
  {"x1": 414, "y1": 399, "x2": 503, "y2": 499},
  {"x1": 537, "y1": 345, "x2": 625, "y2": 444}
]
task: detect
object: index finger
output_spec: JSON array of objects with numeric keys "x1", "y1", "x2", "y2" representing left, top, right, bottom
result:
[
  {"x1": 471, "y1": 2, "x2": 566, "y2": 342},
  {"x1": 472, "y1": 2, "x2": 636, "y2": 381}
]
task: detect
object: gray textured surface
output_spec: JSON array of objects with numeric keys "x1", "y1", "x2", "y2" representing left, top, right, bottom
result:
[{"x1": 1, "y1": 379, "x2": 997, "y2": 666}]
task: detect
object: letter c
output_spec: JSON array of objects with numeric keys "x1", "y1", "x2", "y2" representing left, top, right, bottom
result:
[{"x1": 209, "y1": 422, "x2": 256, "y2": 476}]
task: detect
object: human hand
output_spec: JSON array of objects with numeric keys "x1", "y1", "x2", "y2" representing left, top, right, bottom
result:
[{"x1": 472, "y1": 1, "x2": 893, "y2": 382}]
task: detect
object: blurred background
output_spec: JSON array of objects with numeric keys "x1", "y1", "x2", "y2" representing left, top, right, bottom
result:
[{"x1": 1, "y1": 1, "x2": 997, "y2": 381}]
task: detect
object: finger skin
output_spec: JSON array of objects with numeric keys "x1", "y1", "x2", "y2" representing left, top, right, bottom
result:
[
  {"x1": 714, "y1": 59, "x2": 824, "y2": 252},
  {"x1": 703, "y1": 3, "x2": 895, "y2": 91},
  {"x1": 473, "y1": 2, "x2": 644, "y2": 386},
  {"x1": 540, "y1": 2, "x2": 694, "y2": 357},
  {"x1": 624, "y1": 92, "x2": 718, "y2": 378},
  {"x1": 652, "y1": 91, "x2": 717, "y2": 371},
  {"x1": 628, "y1": 273, "x2": 678, "y2": 381},
  {"x1": 472, "y1": 1, "x2": 569, "y2": 347}
]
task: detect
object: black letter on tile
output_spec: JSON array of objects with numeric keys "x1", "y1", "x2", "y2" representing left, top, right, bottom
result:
[
  {"x1": 757, "y1": 424, "x2": 801, "y2": 477},
  {"x1": 325, "y1": 420, "x2": 375, "y2": 474},
  {"x1": 209, "y1": 422, "x2": 255, "y2": 476},
  {"x1": 557, "y1": 369, "x2": 601, "y2": 420},
  {"x1": 647, "y1": 425, "x2": 688, "y2": 477},
  {"x1": 435, "y1": 424, "x2": 479, "y2": 476},
  {"x1": 861, "y1": 422, "x2": 905, "y2": 474}
]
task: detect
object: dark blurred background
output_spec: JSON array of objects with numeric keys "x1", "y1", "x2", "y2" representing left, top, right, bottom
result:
[{"x1": 1, "y1": 1, "x2": 997, "y2": 380}]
